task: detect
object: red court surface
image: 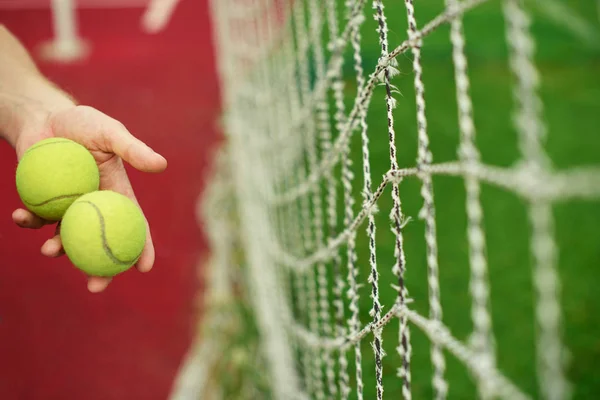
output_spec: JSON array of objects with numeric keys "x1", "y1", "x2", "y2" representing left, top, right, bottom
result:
[{"x1": 0, "y1": 1, "x2": 220, "y2": 399}]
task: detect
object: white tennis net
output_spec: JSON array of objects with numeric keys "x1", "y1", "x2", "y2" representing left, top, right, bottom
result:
[{"x1": 197, "y1": 0, "x2": 600, "y2": 399}]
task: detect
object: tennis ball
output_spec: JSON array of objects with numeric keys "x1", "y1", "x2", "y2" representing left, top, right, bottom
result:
[
  {"x1": 61, "y1": 190, "x2": 147, "y2": 277},
  {"x1": 15, "y1": 138, "x2": 100, "y2": 220}
]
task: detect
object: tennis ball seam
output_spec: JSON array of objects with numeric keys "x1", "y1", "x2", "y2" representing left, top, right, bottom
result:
[
  {"x1": 78, "y1": 200, "x2": 143, "y2": 266},
  {"x1": 22, "y1": 193, "x2": 84, "y2": 207},
  {"x1": 17, "y1": 139, "x2": 98, "y2": 209}
]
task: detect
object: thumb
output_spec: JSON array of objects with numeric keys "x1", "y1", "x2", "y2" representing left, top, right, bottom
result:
[
  {"x1": 105, "y1": 123, "x2": 167, "y2": 173},
  {"x1": 51, "y1": 106, "x2": 168, "y2": 172}
]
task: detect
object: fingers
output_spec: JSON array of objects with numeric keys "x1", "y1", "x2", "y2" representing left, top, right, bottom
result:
[
  {"x1": 100, "y1": 159, "x2": 156, "y2": 273},
  {"x1": 52, "y1": 106, "x2": 167, "y2": 173},
  {"x1": 110, "y1": 132, "x2": 168, "y2": 174},
  {"x1": 41, "y1": 223, "x2": 64, "y2": 258},
  {"x1": 41, "y1": 234, "x2": 64, "y2": 257},
  {"x1": 135, "y1": 221, "x2": 155, "y2": 273},
  {"x1": 11, "y1": 216, "x2": 99, "y2": 291},
  {"x1": 87, "y1": 277, "x2": 112, "y2": 293},
  {"x1": 99, "y1": 114, "x2": 167, "y2": 174},
  {"x1": 12, "y1": 208, "x2": 52, "y2": 229},
  {"x1": 15, "y1": 208, "x2": 65, "y2": 257},
  {"x1": 39, "y1": 234, "x2": 112, "y2": 293}
]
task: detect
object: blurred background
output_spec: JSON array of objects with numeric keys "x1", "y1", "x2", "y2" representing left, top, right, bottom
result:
[
  {"x1": 1, "y1": 1, "x2": 599, "y2": 399},
  {"x1": 0, "y1": 1, "x2": 219, "y2": 399}
]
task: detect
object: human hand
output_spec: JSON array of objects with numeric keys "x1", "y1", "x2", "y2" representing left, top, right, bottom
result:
[{"x1": 12, "y1": 105, "x2": 167, "y2": 293}]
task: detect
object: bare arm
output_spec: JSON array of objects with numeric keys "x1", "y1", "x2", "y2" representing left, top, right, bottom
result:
[{"x1": 0, "y1": 25, "x2": 75, "y2": 146}]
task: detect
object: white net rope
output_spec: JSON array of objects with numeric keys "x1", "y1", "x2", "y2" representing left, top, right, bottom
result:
[{"x1": 207, "y1": 0, "x2": 600, "y2": 399}]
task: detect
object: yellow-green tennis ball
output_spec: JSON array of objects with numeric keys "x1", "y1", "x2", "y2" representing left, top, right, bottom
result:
[
  {"x1": 61, "y1": 190, "x2": 146, "y2": 277},
  {"x1": 15, "y1": 138, "x2": 100, "y2": 221}
]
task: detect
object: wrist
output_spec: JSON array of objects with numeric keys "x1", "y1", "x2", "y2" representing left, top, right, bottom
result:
[{"x1": 0, "y1": 75, "x2": 75, "y2": 147}]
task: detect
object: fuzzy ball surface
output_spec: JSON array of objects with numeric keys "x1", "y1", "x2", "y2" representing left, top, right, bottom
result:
[
  {"x1": 61, "y1": 190, "x2": 147, "y2": 277},
  {"x1": 16, "y1": 138, "x2": 100, "y2": 220}
]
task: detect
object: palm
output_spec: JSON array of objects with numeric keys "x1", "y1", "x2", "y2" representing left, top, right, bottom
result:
[{"x1": 13, "y1": 106, "x2": 167, "y2": 293}]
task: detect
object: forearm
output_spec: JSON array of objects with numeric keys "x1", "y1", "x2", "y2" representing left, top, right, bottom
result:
[{"x1": 0, "y1": 25, "x2": 75, "y2": 146}]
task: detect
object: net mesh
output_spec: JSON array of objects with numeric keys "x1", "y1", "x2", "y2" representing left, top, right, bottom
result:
[{"x1": 201, "y1": 0, "x2": 600, "y2": 399}]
